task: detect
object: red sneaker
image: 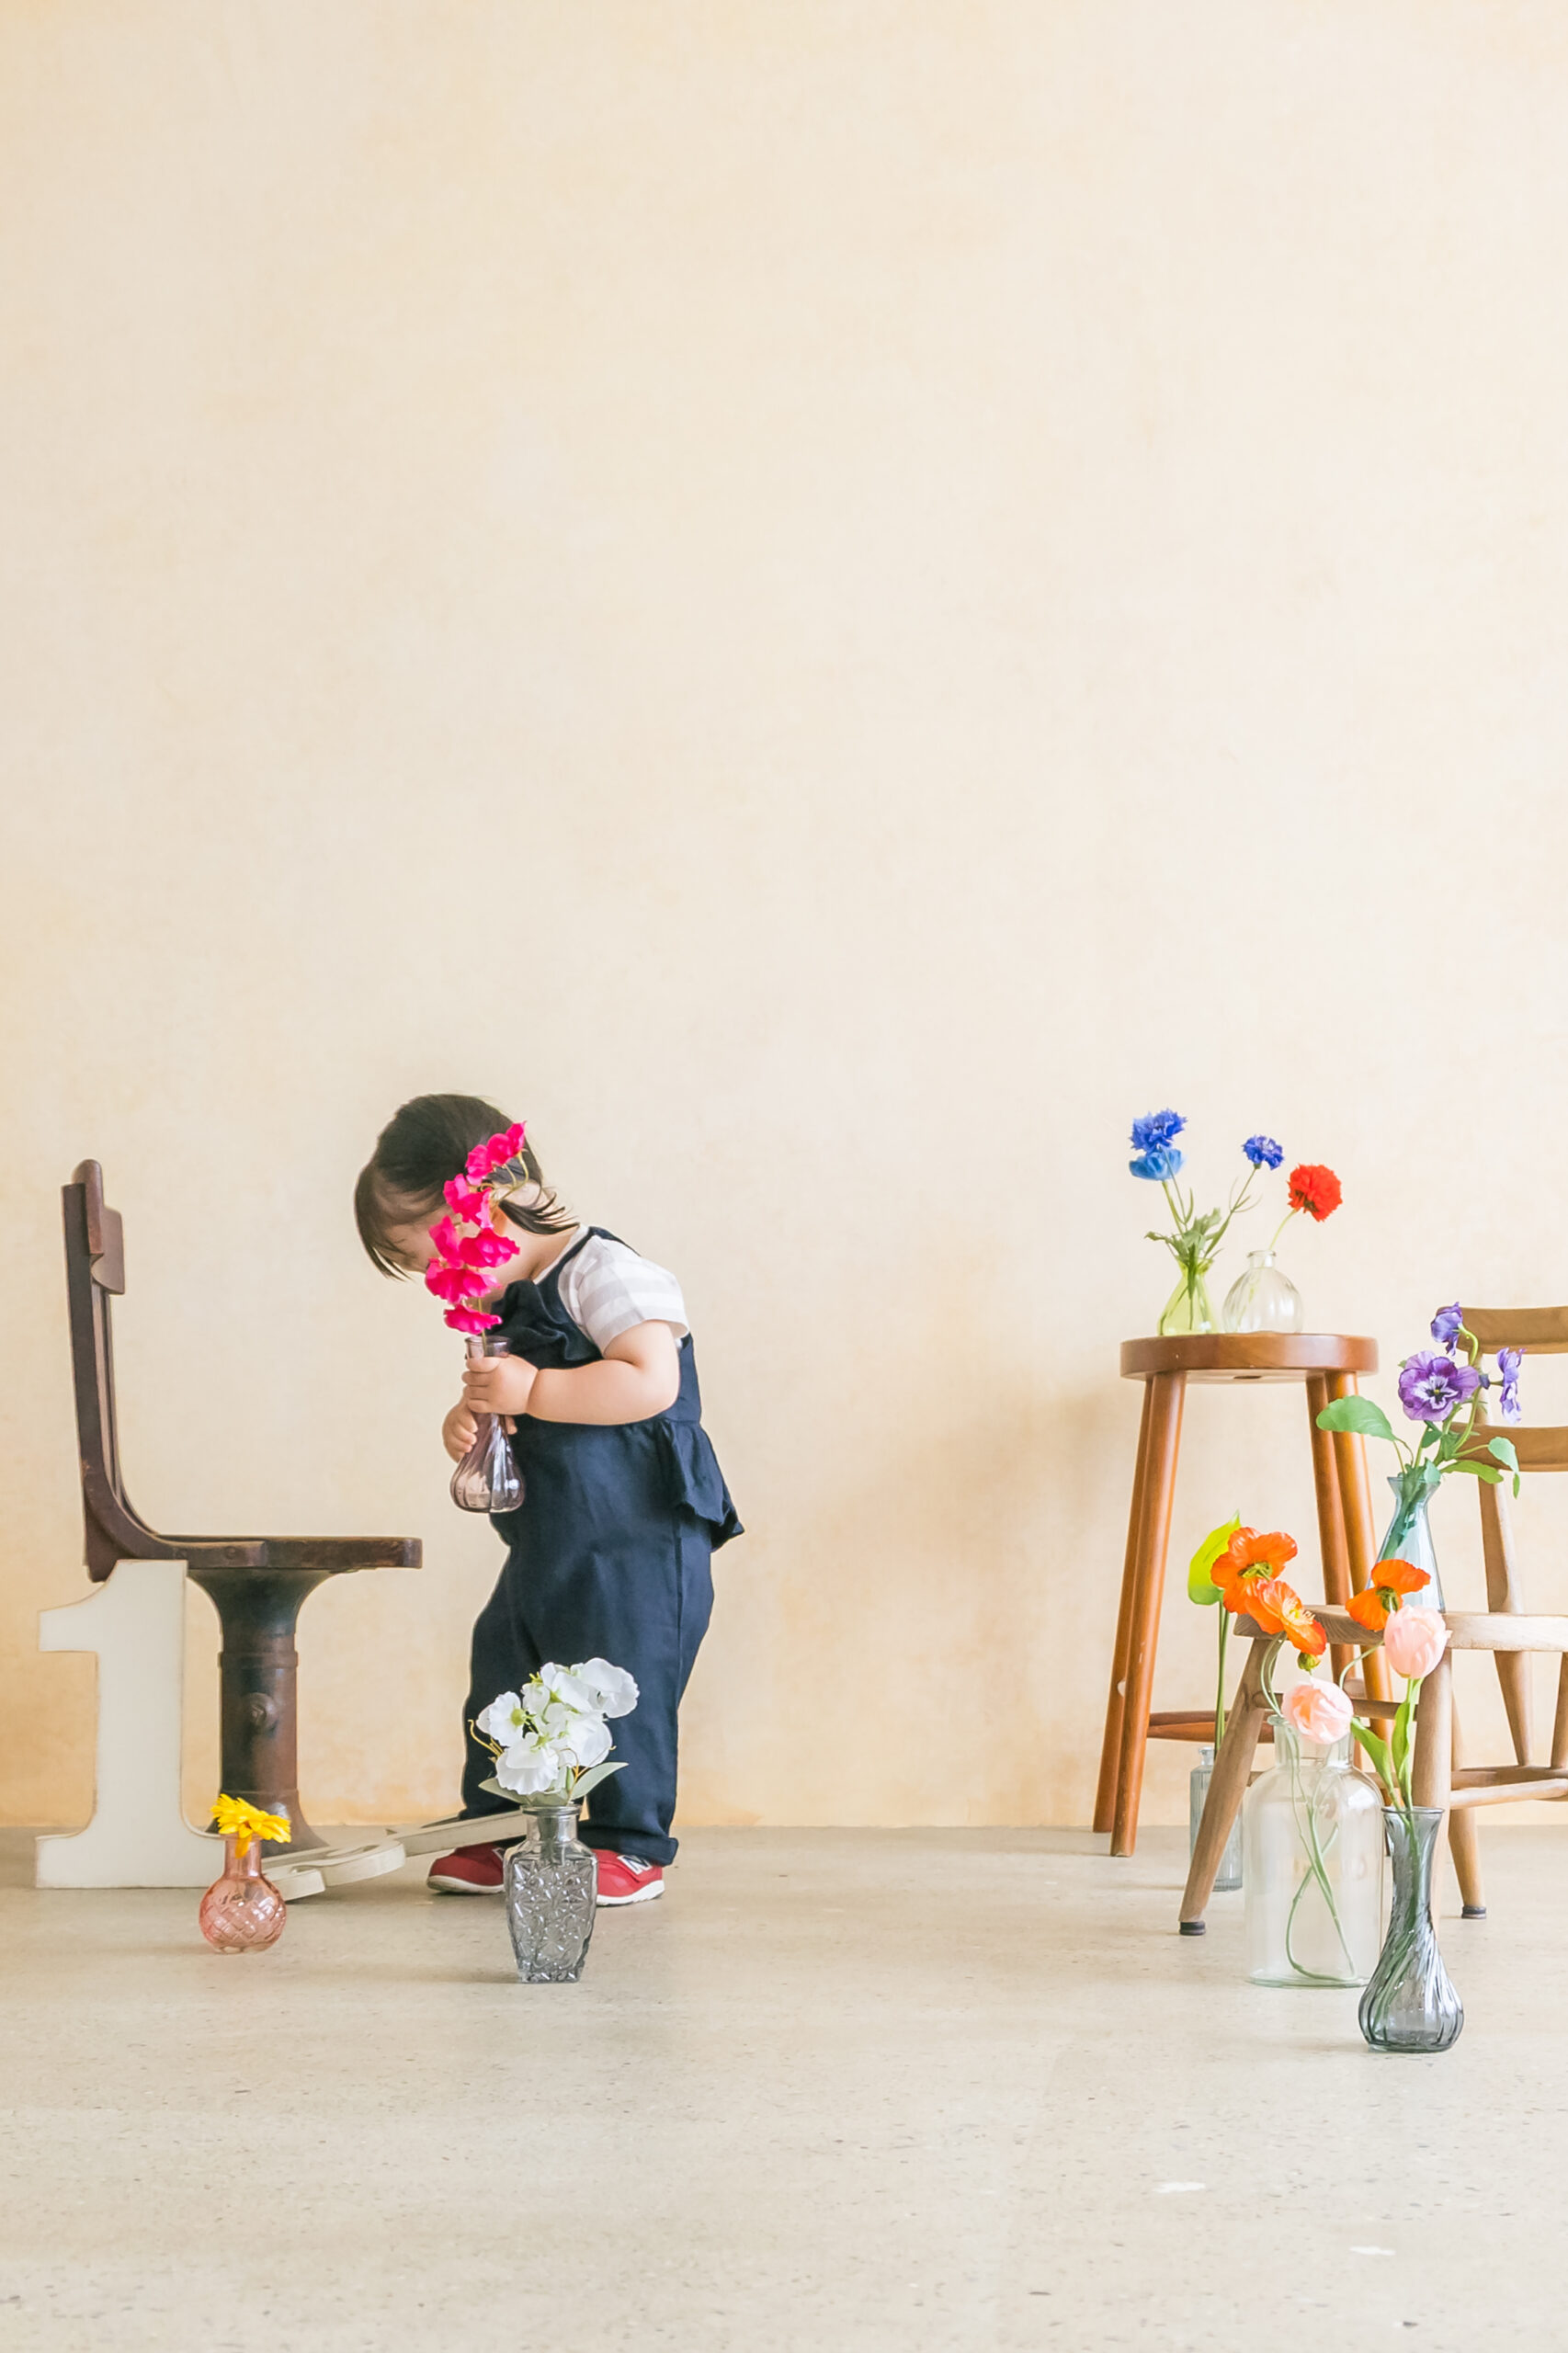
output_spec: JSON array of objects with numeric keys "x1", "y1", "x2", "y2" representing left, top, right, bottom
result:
[
  {"x1": 595, "y1": 1852, "x2": 665, "y2": 1906},
  {"x1": 427, "y1": 1843, "x2": 504, "y2": 1894}
]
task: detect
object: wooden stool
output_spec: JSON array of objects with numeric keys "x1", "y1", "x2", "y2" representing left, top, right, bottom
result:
[{"x1": 1094, "y1": 1333, "x2": 1380, "y2": 1857}]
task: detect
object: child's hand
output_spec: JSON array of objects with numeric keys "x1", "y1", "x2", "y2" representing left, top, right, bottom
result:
[
  {"x1": 461, "y1": 1352, "x2": 540, "y2": 1424},
  {"x1": 442, "y1": 1401, "x2": 478, "y2": 1462}
]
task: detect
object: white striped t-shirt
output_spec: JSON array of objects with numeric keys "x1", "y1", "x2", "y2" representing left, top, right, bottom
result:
[{"x1": 552, "y1": 1233, "x2": 688, "y2": 1353}]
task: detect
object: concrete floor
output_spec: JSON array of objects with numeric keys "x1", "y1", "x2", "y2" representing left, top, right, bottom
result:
[{"x1": 1, "y1": 1825, "x2": 1565, "y2": 2352}]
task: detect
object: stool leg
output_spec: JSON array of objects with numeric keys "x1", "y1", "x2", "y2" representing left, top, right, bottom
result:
[
  {"x1": 1326, "y1": 1371, "x2": 1392, "y2": 1708},
  {"x1": 190, "y1": 1567, "x2": 330, "y2": 1851},
  {"x1": 1096, "y1": 1381, "x2": 1154, "y2": 1835},
  {"x1": 1180, "y1": 1641, "x2": 1266, "y2": 1932},
  {"x1": 1479, "y1": 1475, "x2": 1534, "y2": 1766},
  {"x1": 1111, "y1": 1371, "x2": 1186, "y2": 1858},
  {"x1": 1307, "y1": 1374, "x2": 1353, "y2": 1682},
  {"x1": 1449, "y1": 1691, "x2": 1485, "y2": 1917}
]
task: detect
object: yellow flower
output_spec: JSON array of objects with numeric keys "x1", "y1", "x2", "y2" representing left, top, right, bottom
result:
[{"x1": 212, "y1": 1795, "x2": 292, "y2": 1854}]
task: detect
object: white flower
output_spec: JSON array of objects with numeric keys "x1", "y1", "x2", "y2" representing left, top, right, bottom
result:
[
  {"x1": 494, "y1": 1731, "x2": 569, "y2": 1797},
  {"x1": 558, "y1": 1712, "x2": 611, "y2": 1769},
  {"x1": 571, "y1": 1657, "x2": 639, "y2": 1718},
  {"x1": 476, "y1": 1691, "x2": 528, "y2": 1744},
  {"x1": 535, "y1": 1662, "x2": 600, "y2": 1714}
]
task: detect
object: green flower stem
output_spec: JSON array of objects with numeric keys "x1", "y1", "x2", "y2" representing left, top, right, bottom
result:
[{"x1": 1215, "y1": 1609, "x2": 1231, "y2": 1749}]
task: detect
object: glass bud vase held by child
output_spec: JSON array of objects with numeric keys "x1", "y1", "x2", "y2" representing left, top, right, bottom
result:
[
  {"x1": 451, "y1": 1336, "x2": 524, "y2": 1514},
  {"x1": 1221, "y1": 1250, "x2": 1303, "y2": 1335},
  {"x1": 505, "y1": 1803, "x2": 597, "y2": 1983},
  {"x1": 1358, "y1": 1807, "x2": 1464, "y2": 2053},
  {"x1": 1243, "y1": 1726, "x2": 1383, "y2": 1986}
]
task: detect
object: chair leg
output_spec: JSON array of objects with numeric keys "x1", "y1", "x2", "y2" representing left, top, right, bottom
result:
[
  {"x1": 1180, "y1": 1643, "x2": 1266, "y2": 1933},
  {"x1": 1553, "y1": 1658, "x2": 1568, "y2": 1770},
  {"x1": 1479, "y1": 1475, "x2": 1534, "y2": 1766},
  {"x1": 1111, "y1": 1372, "x2": 1187, "y2": 1859},
  {"x1": 189, "y1": 1566, "x2": 331, "y2": 1850},
  {"x1": 1096, "y1": 1381, "x2": 1154, "y2": 1835},
  {"x1": 1411, "y1": 1649, "x2": 1454, "y2": 1932},
  {"x1": 1325, "y1": 1372, "x2": 1392, "y2": 1708},
  {"x1": 1448, "y1": 1690, "x2": 1485, "y2": 1917},
  {"x1": 1307, "y1": 1374, "x2": 1353, "y2": 1681}
]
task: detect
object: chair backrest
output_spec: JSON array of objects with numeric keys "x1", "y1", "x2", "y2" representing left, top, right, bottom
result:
[
  {"x1": 63, "y1": 1162, "x2": 170, "y2": 1579},
  {"x1": 1457, "y1": 1307, "x2": 1568, "y2": 1474}
]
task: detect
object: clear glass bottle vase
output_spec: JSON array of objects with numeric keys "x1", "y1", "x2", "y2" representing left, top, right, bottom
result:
[
  {"x1": 1221, "y1": 1249, "x2": 1303, "y2": 1335},
  {"x1": 1243, "y1": 1723, "x2": 1384, "y2": 1985},
  {"x1": 1158, "y1": 1264, "x2": 1217, "y2": 1336},
  {"x1": 450, "y1": 1335, "x2": 524, "y2": 1514},
  {"x1": 1358, "y1": 1807, "x2": 1464, "y2": 2052},
  {"x1": 504, "y1": 1802, "x2": 597, "y2": 1983},
  {"x1": 1378, "y1": 1465, "x2": 1443, "y2": 1608},
  {"x1": 1190, "y1": 1745, "x2": 1242, "y2": 1892}
]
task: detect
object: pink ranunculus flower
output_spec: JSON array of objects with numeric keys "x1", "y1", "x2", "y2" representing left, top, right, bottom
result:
[
  {"x1": 1381, "y1": 1607, "x2": 1449, "y2": 1680},
  {"x1": 1283, "y1": 1678, "x2": 1355, "y2": 1746}
]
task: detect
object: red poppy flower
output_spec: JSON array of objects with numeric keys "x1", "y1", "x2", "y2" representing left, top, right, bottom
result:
[{"x1": 1288, "y1": 1164, "x2": 1343, "y2": 1222}]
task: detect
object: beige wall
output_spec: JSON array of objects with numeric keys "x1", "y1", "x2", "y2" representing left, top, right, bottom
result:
[{"x1": 6, "y1": 1, "x2": 1568, "y2": 1833}]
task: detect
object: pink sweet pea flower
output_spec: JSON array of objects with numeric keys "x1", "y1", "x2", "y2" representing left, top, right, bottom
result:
[
  {"x1": 444, "y1": 1304, "x2": 501, "y2": 1334},
  {"x1": 465, "y1": 1121, "x2": 528, "y2": 1181},
  {"x1": 444, "y1": 1176, "x2": 489, "y2": 1222},
  {"x1": 1283, "y1": 1678, "x2": 1355, "y2": 1746},
  {"x1": 425, "y1": 1259, "x2": 490, "y2": 1305},
  {"x1": 1381, "y1": 1607, "x2": 1449, "y2": 1681}
]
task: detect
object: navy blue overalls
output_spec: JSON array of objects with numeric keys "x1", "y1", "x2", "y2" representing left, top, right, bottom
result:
[{"x1": 460, "y1": 1228, "x2": 743, "y2": 1866}]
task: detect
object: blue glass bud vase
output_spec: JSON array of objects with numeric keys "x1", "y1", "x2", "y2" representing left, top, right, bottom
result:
[
  {"x1": 1378, "y1": 1465, "x2": 1443, "y2": 1608},
  {"x1": 1358, "y1": 1808, "x2": 1463, "y2": 2053}
]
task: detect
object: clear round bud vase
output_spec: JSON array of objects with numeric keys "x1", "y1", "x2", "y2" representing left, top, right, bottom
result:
[
  {"x1": 1243, "y1": 1725, "x2": 1384, "y2": 1986},
  {"x1": 449, "y1": 1336, "x2": 524, "y2": 1515},
  {"x1": 1378, "y1": 1464, "x2": 1443, "y2": 1608},
  {"x1": 504, "y1": 1802, "x2": 597, "y2": 1983},
  {"x1": 1358, "y1": 1807, "x2": 1464, "y2": 2053},
  {"x1": 1221, "y1": 1249, "x2": 1303, "y2": 1335}
]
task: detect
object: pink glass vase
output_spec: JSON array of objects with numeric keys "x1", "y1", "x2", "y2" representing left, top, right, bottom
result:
[{"x1": 199, "y1": 1836, "x2": 288, "y2": 1953}]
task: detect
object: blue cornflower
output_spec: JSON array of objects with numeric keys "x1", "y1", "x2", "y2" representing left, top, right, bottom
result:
[
  {"x1": 1430, "y1": 1302, "x2": 1464, "y2": 1350},
  {"x1": 1242, "y1": 1134, "x2": 1283, "y2": 1169},
  {"x1": 1131, "y1": 1109, "x2": 1186, "y2": 1154},
  {"x1": 1130, "y1": 1146, "x2": 1184, "y2": 1181}
]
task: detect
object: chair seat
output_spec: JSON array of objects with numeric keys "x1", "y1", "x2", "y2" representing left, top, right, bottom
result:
[{"x1": 170, "y1": 1536, "x2": 421, "y2": 1574}]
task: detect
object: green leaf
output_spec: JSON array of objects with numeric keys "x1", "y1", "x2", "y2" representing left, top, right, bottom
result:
[
  {"x1": 1391, "y1": 1690, "x2": 1414, "y2": 1783},
  {"x1": 1488, "y1": 1435, "x2": 1520, "y2": 1472},
  {"x1": 567, "y1": 1759, "x2": 628, "y2": 1802},
  {"x1": 1349, "y1": 1720, "x2": 1393, "y2": 1787},
  {"x1": 1448, "y1": 1458, "x2": 1503, "y2": 1483},
  {"x1": 1188, "y1": 1514, "x2": 1242, "y2": 1606},
  {"x1": 1316, "y1": 1396, "x2": 1396, "y2": 1446}
]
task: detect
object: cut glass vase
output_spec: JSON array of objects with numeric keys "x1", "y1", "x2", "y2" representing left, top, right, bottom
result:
[{"x1": 505, "y1": 1803, "x2": 597, "y2": 1983}]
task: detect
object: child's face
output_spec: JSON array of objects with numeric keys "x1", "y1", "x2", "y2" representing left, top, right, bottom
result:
[{"x1": 381, "y1": 1215, "x2": 438, "y2": 1275}]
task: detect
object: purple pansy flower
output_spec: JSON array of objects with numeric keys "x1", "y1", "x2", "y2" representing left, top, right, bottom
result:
[
  {"x1": 1497, "y1": 1346, "x2": 1523, "y2": 1425},
  {"x1": 1243, "y1": 1134, "x2": 1284, "y2": 1169},
  {"x1": 1430, "y1": 1302, "x2": 1464, "y2": 1350},
  {"x1": 1397, "y1": 1349, "x2": 1482, "y2": 1424},
  {"x1": 1131, "y1": 1109, "x2": 1186, "y2": 1153}
]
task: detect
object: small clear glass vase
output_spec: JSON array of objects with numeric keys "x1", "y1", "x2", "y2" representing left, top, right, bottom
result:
[
  {"x1": 198, "y1": 1836, "x2": 288, "y2": 1954},
  {"x1": 1221, "y1": 1250, "x2": 1303, "y2": 1335},
  {"x1": 1190, "y1": 1745, "x2": 1242, "y2": 1892},
  {"x1": 504, "y1": 1802, "x2": 597, "y2": 1983},
  {"x1": 1158, "y1": 1264, "x2": 1217, "y2": 1336},
  {"x1": 450, "y1": 1336, "x2": 524, "y2": 1515},
  {"x1": 1358, "y1": 1808, "x2": 1464, "y2": 2052},
  {"x1": 1243, "y1": 1723, "x2": 1384, "y2": 1985},
  {"x1": 1378, "y1": 1465, "x2": 1443, "y2": 1609}
]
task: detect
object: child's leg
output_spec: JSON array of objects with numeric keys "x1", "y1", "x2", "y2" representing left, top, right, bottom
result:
[
  {"x1": 459, "y1": 1552, "x2": 543, "y2": 1819},
  {"x1": 538, "y1": 1520, "x2": 715, "y2": 1867}
]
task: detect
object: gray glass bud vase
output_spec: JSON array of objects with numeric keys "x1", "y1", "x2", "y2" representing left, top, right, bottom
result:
[
  {"x1": 504, "y1": 1802, "x2": 597, "y2": 1983},
  {"x1": 450, "y1": 1335, "x2": 524, "y2": 1515},
  {"x1": 1358, "y1": 1808, "x2": 1464, "y2": 2053},
  {"x1": 1378, "y1": 1464, "x2": 1443, "y2": 1609}
]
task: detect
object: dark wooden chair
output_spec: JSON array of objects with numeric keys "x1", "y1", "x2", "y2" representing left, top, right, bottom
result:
[{"x1": 64, "y1": 1159, "x2": 421, "y2": 1849}]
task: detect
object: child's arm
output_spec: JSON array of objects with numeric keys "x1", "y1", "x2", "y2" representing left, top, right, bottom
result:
[{"x1": 461, "y1": 1322, "x2": 681, "y2": 1429}]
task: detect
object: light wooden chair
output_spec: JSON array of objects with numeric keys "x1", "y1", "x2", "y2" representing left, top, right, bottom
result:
[{"x1": 1184, "y1": 1302, "x2": 1568, "y2": 1928}]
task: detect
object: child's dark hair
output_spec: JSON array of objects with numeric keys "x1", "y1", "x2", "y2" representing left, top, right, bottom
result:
[{"x1": 356, "y1": 1092, "x2": 574, "y2": 1278}]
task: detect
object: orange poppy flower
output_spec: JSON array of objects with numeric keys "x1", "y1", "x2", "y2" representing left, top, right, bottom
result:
[
  {"x1": 1221, "y1": 1527, "x2": 1300, "y2": 1578},
  {"x1": 1274, "y1": 1586, "x2": 1328, "y2": 1661},
  {"x1": 1346, "y1": 1558, "x2": 1431, "y2": 1632}
]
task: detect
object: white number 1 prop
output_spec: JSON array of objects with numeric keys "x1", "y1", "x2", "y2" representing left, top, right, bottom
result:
[{"x1": 36, "y1": 1560, "x2": 223, "y2": 1887}]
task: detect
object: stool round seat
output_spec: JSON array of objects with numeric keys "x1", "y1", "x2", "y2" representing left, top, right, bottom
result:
[{"x1": 1120, "y1": 1333, "x2": 1379, "y2": 1383}]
